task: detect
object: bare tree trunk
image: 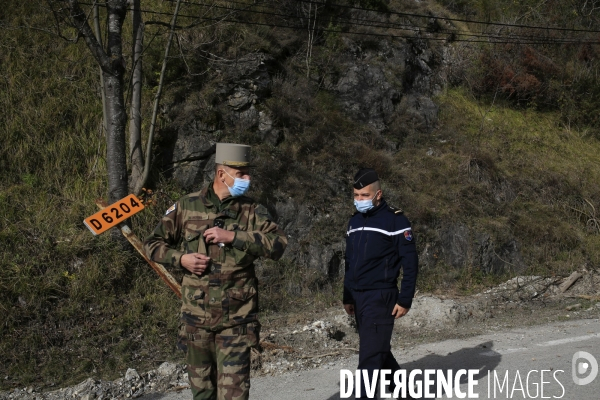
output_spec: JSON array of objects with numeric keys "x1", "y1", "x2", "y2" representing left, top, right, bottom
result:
[
  {"x1": 66, "y1": 0, "x2": 128, "y2": 204},
  {"x1": 133, "y1": 0, "x2": 183, "y2": 195},
  {"x1": 93, "y1": 4, "x2": 107, "y2": 135},
  {"x1": 129, "y1": 0, "x2": 144, "y2": 191},
  {"x1": 103, "y1": 0, "x2": 128, "y2": 204}
]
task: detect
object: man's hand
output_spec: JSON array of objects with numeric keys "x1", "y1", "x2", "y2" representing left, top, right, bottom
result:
[
  {"x1": 343, "y1": 303, "x2": 355, "y2": 316},
  {"x1": 392, "y1": 304, "x2": 409, "y2": 319},
  {"x1": 181, "y1": 253, "x2": 211, "y2": 275},
  {"x1": 203, "y1": 227, "x2": 235, "y2": 244}
]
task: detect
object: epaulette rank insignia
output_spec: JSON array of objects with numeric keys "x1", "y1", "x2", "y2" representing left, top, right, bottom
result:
[{"x1": 389, "y1": 206, "x2": 403, "y2": 214}]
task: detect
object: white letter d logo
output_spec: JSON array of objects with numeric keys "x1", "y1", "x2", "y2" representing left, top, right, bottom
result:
[{"x1": 572, "y1": 351, "x2": 598, "y2": 386}]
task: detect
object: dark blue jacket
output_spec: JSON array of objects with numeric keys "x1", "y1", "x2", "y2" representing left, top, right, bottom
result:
[{"x1": 343, "y1": 199, "x2": 419, "y2": 308}]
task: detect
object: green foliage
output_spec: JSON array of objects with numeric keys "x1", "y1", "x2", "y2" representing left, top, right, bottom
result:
[
  {"x1": 444, "y1": 0, "x2": 600, "y2": 135},
  {"x1": 430, "y1": 88, "x2": 600, "y2": 273}
]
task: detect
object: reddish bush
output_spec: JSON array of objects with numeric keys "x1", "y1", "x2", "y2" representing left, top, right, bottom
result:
[{"x1": 478, "y1": 45, "x2": 558, "y2": 106}]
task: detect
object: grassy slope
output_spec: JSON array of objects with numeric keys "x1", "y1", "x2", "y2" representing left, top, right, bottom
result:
[
  {"x1": 2, "y1": 0, "x2": 600, "y2": 391},
  {"x1": 0, "y1": 1, "x2": 184, "y2": 389},
  {"x1": 408, "y1": 88, "x2": 600, "y2": 292}
]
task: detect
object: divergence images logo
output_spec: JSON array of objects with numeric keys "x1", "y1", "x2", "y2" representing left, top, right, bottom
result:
[{"x1": 572, "y1": 351, "x2": 598, "y2": 386}]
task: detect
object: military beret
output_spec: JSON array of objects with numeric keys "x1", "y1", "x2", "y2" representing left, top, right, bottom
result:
[{"x1": 353, "y1": 168, "x2": 379, "y2": 189}]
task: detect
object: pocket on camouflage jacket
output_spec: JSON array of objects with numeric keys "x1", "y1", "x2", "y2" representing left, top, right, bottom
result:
[{"x1": 226, "y1": 285, "x2": 257, "y2": 321}]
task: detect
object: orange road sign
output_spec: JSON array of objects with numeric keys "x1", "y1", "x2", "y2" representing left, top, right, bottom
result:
[
  {"x1": 94, "y1": 198, "x2": 181, "y2": 298},
  {"x1": 84, "y1": 194, "x2": 145, "y2": 235}
]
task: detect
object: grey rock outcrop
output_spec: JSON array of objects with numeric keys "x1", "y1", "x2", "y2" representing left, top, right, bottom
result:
[
  {"x1": 397, "y1": 94, "x2": 439, "y2": 132},
  {"x1": 332, "y1": 36, "x2": 443, "y2": 134},
  {"x1": 258, "y1": 111, "x2": 282, "y2": 146},
  {"x1": 157, "y1": 362, "x2": 177, "y2": 377},
  {"x1": 335, "y1": 63, "x2": 401, "y2": 132},
  {"x1": 397, "y1": 296, "x2": 469, "y2": 328},
  {"x1": 160, "y1": 53, "x2": 276, "y2": 190},
  {"x1": 169, "y1": 128, "x2": 217, "y2": 190},
  {"x1": 156, "y1": 26, "x2": 456, "y2": 281},
  {"x1": 1, "y1": 365, "x2": 190, "y2": 400},
  {"x1": 228, "y1": 88, "x2": 257, "y2": 111},
  {"x1": 404, "y1": 37, "x2": 444, "y2": 95},
  {"x1": 439, "y1": 224, "x2": 471, "y2": 269},
  {"x1": 420, "y1": 223, "x2": 525, "y2": 274},
  {"x1": 125, "y1": 368, "x2": 140, "y2": 381}
]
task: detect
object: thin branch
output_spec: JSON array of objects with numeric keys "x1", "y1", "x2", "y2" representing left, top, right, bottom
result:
[
  {"x1": 145, "y1": 1, "x2": 248, "y2": 31},
  {"x1": 67, "y1": 0, "x2": 112, "y2": 73},
  {"x1": 175, "y1": 33, "x2": 211, "y2": 77},
  {"x1": 134, "y1": 0, "x2": 184, "y2": 194},
  {"x1": 93, "y1": 2, "x2": 108, "y2": 135},
  {"x1": 128, "y1": 0, "x2": 144, "y2": 187},
  {"x1": 45, "y1": 1, "x2": 80, "y2": 42},
  {"x1": 306, "y1": 2, "x2": 312, "y2": 77}
]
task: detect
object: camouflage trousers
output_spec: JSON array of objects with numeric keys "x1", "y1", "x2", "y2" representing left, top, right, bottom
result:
[{"x1": 179, "y1": 323, "x2": 260, "y2": 400}]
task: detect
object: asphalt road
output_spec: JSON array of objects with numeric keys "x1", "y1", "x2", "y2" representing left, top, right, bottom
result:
[{"x1": 142, "y1": 318, "x2": 600, "y2": 399}]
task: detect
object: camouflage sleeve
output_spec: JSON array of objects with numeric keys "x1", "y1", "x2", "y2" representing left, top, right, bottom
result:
[
  {"x1": 231, "y1": 204, "x2": 287, "y2": 261},
  {"x1": 143, "y1": 201, "x2": 185, "y2": 268}
]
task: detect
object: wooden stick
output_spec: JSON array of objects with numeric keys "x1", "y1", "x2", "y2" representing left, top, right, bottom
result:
[
  {"x1": 559, "y1": 271, "x2": 583, "y2": 293},
  {"x1": 568, "y1": 294, "x2": 600, "y2": 301},
  {"x1": 259, "y1": 340, "x2": 296, "y2": 352},
  {"x1": 96, "y1": 199, "x2": 181, "y2": 298}
]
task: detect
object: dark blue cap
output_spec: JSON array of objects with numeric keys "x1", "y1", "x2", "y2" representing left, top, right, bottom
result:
[{"x1": 353, "y1": 168, "x2": 379, "y2": 189}]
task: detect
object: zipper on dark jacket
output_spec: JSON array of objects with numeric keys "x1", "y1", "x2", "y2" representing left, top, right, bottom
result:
[
  {"x1": 353, "y1": 214, "x2": 369, "y2": 288},
  {"x1": 384, "y1": 258, "x2": 388, "y2": 280}
]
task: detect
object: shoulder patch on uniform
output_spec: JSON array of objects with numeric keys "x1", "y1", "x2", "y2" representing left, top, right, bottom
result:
[
  {"x1": 165, "y1": 203, "x2": 176, "y2": 215},
  {"x1": 255, "y1": 204, "x2": 273, "y2": 220},
  {"x1": 389, "y1": 205, "x2": 403, "y2": 214},
  {"x1": 404, "y1": 229, "x2": 413, "y2": 241}
]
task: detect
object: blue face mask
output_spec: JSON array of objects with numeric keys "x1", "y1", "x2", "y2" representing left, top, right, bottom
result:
[
  {"x1": 354, "y1": 193, "x2": 377, "y2": 213},
  {"x1": 223, "y1": 170, "x2": 250, "y2": 197}
]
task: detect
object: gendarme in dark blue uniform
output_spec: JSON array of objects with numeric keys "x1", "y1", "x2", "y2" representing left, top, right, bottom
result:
[{"x1": 343, "y1": 168, "x2": 419, "y2": 399}]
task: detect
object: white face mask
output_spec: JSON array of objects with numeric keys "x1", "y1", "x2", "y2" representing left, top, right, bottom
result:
[
  {"x1": 222, "y1": 169, "x2": 250, "y2": 197},
  {"x1": 354, "y1": 192, "x2": 377, "y2": 213}
]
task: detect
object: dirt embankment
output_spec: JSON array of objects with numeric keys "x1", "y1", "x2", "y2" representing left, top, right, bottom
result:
[{"x1": 3, "y1": 270, "x2": 599, "y2": 400}]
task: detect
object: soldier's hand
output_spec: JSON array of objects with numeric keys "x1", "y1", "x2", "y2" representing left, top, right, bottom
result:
[
  {"x1": 343, "y1": 303, "x2": 355, "y2": 315},
  {"x1": 181, "y1": 253, "x2": 211, "y2": 275},
  {"x1": 392, "y1": 304, "x2": 409, "y2": 319},
  {"x1": 203, "y1": 227, "x2": 235, "y2": 244}
]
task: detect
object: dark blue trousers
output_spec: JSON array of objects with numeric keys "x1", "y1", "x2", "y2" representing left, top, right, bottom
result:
[{"x1": 352, "y1": 288, "x2": 401, "y2": 399}]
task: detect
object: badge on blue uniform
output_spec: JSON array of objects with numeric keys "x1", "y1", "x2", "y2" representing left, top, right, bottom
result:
[{"x1": 404, "y1": 229, "x2": 413, "y2": 241}]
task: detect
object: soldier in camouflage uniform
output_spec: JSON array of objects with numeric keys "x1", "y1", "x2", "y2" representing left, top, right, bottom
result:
[{"x1": 144, "y1": 143, "x2": 287, "y2": 400}]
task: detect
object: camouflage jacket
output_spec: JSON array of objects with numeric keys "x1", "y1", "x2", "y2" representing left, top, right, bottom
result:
[{"x1": 143, "y1": 185, "x2": 287, "y2": 330}]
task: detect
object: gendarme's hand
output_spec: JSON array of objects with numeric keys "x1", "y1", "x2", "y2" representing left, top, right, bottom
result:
[
  {"x1": 343, "y1": 303, "x2": 355, "y2": 316},
  {"x1": 203, "y1": 227, "x2": 235, "y2": 245},
  {"x1": 181, "y1": 253, "x2": 211, "y2": 275},
  {"x1": 392, "y1": 304, "x2": 409, "y2": 319}
]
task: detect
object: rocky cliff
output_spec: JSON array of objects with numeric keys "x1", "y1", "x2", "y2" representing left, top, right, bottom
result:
[{"x1": 152, "y1": 6, "x2": 525, "y2": 294}]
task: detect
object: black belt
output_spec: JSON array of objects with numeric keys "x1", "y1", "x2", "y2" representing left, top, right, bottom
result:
[{"x1": 186, "y1": 323, "x2": 252, "y2": 339}]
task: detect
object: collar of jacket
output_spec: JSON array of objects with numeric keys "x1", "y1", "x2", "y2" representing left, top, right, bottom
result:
[
  {"x1": 200, "y1": 184, "x2": 240, "y2": 218},
  {"x1": 363, "y1": 198, "x2": 387, "y2": 217}
]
